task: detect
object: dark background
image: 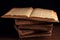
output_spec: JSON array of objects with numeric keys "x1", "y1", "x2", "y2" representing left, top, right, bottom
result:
[{"x1": 0, "y1": 0, "x2": 60, "y2": 38}]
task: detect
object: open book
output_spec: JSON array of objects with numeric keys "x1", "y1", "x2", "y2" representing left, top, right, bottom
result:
[{"x1": 1, "y1": 7, "x2": 59, "y2": 22}]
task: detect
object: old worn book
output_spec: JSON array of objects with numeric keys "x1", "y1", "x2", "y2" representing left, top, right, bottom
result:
[
  {"x1": 14, "y1": 25, "x2": 34, "y2": 36},
  {"x1": 16, "y1": 24, "x2": 53, "y2": 31},
  {"x1": 17, "y1": 28, "x2": 53, "y2": 38},
  {"x1": 1, "y1": 7, "x2": 59, "y2": 22},
  {"x1": 20, "y1": 33, "x2": 52, "y2": 38},
  {"x1": 15, "y1": 19, "x2": 40, "y2": 25},
  {"x1": 19, "y1": 29, "x2": 52, "y2": 38},
  {"x1": 15, "y1": 19, "x2": 50, "y2": 25},
  {"x1": 17, "y1": 30, "x2": 34, "y2": 36}
]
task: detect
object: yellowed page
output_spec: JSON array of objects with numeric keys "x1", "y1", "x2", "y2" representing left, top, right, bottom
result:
[
  {"x1": 30, "y1": 8, "x2": 59, "y2": 22},
  {"x1": 3, "y1": 7, "x2": 33, "y2": 18}
]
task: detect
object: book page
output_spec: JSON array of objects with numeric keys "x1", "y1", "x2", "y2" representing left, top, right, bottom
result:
[
  {"x1": 30, "y1": 8, "x2": 59, "y2": 22},
  {"x1": 3, "y1": 7, "x2": 33, "y2": 17}
]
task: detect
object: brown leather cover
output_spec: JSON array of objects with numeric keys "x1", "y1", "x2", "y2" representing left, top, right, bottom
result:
[{"x1": 16, "y1": 24, "x2": 53, "y2": 31}]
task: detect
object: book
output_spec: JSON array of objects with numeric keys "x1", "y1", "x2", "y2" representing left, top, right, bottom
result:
[
  {"x1": 16, "y1": 24, "x2": 53, "y2": 31},
  {"x1": 14, "y1": 22, "x2": 53, "y2": 37},
  {"x1": 14, "y1": 23, "x2": 53, "y2": 37},
  {"x1": 18, "y1": 29, "x2": 52, "y2": 38},
  {"x1": 15, "y1": 19, "x2": 51, "y2": 25},
  {"x1": 1, "y1": 7, "x2": 59, "y2": 22},
  {"x1": 20, "y1": 33, "x2": 52, "y2": 38},
  {"x1": 15, "y1": 19, "x2": 40, "y2": 25},
  {"x1": 17, "y1": 30, "x2": 34, "y2": 36}
]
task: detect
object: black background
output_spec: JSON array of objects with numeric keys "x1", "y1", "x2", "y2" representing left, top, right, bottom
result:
[{"x1": 0, "y1": 0, "x2": 60, "y2": 38}]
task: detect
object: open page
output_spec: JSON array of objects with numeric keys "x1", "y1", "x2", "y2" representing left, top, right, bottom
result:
[
  {"x1": 30, "y1": 8, "x2": 59, "y2": 22},
  {"x1": 2, "y1": 7, "x2": 33, "y2": 18}
]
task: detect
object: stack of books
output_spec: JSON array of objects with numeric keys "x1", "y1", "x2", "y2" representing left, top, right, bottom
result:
[
  {"x1": 15, "y1": 19, "x2": 53, "y2": 38},
  {"x1": 1, "y1": 7, "x2": 59, "y2": 38}
]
